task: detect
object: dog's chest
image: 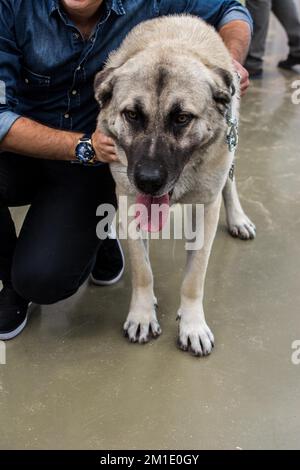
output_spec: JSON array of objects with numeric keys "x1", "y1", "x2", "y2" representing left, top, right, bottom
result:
[{"x1": 171, "y1": 163, "x2": 227, "y2": 205}]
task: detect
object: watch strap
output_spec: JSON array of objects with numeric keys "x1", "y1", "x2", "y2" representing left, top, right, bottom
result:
[{"x1": 80, "y1": 134, "x2": 92, "y2": 142}]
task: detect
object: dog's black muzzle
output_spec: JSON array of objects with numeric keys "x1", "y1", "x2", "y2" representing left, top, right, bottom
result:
[{"x1": 134, "y1": 160, "x2": 168, "y2": 195}]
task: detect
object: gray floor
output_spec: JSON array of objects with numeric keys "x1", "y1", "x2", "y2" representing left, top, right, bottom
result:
[{"x1": 1, "y1": 18, "x2": 300, "y2": 450}]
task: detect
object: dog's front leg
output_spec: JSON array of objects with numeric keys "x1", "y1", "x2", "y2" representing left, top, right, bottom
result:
[
  {"x1": 124, "y1": 235, "x2": 161, "y2": 343},
  {"x1": 177, "y1": 197, "x2": 221, "y2": 356},
  {"x1": 121, "y1": 197, "x2": 161, "y2": 344}
]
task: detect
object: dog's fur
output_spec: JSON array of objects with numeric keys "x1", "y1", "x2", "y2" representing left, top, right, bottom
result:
[{"x1": 94, "y1": 15, "x2": 256, "y2": 356}]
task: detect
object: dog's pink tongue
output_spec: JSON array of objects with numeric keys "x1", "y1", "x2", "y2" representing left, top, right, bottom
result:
[{"x1": 136, "y1": 193, "x2": 170, "y2": 232}]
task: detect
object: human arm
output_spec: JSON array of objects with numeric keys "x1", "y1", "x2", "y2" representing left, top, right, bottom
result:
[
  {"x1": 0, "y1": 0, "x2": 116, "y2": 162},
  {"x1": 219, "y1": 20, "x2": 251, "y2": 94},
  {"x1": 0, "y1": 117, "x2": 117, "y2": 162}
]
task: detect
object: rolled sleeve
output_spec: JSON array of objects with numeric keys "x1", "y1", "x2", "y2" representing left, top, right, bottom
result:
[
  {"x1": 0, "y1": 110, "x2": 21, "y2": 141},
  {"x1": 159, "y1": 0, "x2": 253, "y2": 31},
  {"x1": 216, "y1": 6, "x2": 253, "y2": 32},
  {"x1": 0, "y1": 0, "x2": 22, "y2": 143}
]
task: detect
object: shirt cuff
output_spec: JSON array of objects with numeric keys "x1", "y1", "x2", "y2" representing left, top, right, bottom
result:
[
  {"x1": 217, "y1": 8, "x2": 253, "y2": 33},
  {"x1": 0, "y1": 110, "x2": 21, "y2": 142}
]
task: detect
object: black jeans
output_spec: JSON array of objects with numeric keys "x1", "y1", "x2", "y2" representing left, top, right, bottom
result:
[{"x1": 0, "y1": 153, "x2": 116, "y2": 304}]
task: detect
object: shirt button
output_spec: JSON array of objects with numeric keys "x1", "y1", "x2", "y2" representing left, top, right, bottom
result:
[
  {"x1": 76, "y1": 66, "x2": 81, "y2": 71},
  {"x1": 25, "y1": 78, "x2": 29, "y2": 84},
  {"x1": 72, "y1": 90, "x2": 77, "y2": 95},
  {"x1": 73, "y1": 32, "x2": 80, "y2": 39},
  {"x1": 64, "y1": 113, "x2": 70, "y2": 119}
]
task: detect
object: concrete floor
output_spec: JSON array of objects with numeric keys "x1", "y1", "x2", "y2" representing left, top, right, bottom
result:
[{"x1": 1, "y1": 19, "x2": 300, "y2": 450}]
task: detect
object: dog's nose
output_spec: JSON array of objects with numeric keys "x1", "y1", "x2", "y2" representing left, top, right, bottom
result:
[{"x1": 134, "y1": 161, "x2": 168, "y2": 194}]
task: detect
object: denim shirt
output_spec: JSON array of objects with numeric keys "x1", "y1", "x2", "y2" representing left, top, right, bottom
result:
[{"x1": 0, "y1": 0, "x2": 252, "y2": 140}]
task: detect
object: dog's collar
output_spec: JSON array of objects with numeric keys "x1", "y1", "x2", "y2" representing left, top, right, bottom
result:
[
  {"x1": 225, "y1": 75, "x2": 240, "y2": 180},
  {"x1": 225, "y1": 75, "x2": 239, "y2": 154},
  {"x1": 226, "y1": 106, "x2": 239, "y2": 153},
  {"x1": 226, "y1": 100, "x2": 238, "y2": 180}
]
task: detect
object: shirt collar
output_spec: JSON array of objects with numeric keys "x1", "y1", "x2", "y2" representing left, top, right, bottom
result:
[
  {"x1": 49, "y1": 0, "x2": 126, "y2": 17},
  {"x1": 108, "y1": 0, "x2": 126, "y2": 15},
  {"x1": 49, "y1": 0, "x2": 58, "y2": 16}
]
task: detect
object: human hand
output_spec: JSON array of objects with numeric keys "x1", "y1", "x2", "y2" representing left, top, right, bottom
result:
[
  {"x1": 92, "y1": 130, "x2": 119, "y2": 163},
  {"x1": 233, "y1": 58, "x2": 250, "y2": 96}
]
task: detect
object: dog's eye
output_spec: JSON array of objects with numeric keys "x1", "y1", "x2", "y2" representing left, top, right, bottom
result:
[
  {"x1": 173, "y1": 113, "x2": 193, "y2": 126},
  {"x1": 124, "y1": 110, "x2": 139, "y2": 121}
]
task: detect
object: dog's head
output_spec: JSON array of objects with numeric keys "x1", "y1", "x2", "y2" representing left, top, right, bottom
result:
[{"x1": 94, "y1": 51, "x2": 235, "y2": 197}]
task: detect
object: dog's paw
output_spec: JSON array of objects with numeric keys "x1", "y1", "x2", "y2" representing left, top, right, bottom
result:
[
  {"x1": 177, "y1": 310, "x2": 214, "y2": 357},
  {"x1": 227, "y1": 212, "x2": 256, "y2": 240},
  {"x1": 123, "y1": 309, "x2": 162, "y2": 344}
]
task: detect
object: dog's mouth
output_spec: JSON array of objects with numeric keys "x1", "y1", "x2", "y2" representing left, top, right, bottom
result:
[{"x1": 135, "y1": 193, "x2": 170, "y2": 233}]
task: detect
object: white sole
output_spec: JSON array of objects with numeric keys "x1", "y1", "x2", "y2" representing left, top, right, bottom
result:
[
  {"x1": 90, "y1": 237, "x2": 125, "y2": 286},
  {"x1": 90, "y1": 264, "x2": 125, "y2": 286}
]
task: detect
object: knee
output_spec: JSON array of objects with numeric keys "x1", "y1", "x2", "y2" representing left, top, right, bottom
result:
[{"x1": 11, "y1": 261, "x2": 80, "y2": 305}]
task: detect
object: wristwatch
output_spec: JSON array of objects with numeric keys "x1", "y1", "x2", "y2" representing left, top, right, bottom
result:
[{"x1": 74, "y1": 134, "x2": 96, "y2": 165}]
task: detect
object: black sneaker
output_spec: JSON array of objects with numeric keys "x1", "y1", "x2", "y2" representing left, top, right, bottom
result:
[
  {"x1": 278, "y1": 55, "x2": 300, "y2": 70},
  {"x1": 247, "y1": 68, "x2": 263, "y2": 79},
  {"x1": 0, "y1": 285, "x2": 30, "y2": 340},
  {"x1": 90, "y1": 232, "x2": 125, "y2": 286}
]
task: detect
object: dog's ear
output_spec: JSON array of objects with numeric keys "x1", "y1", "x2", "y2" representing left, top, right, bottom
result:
[
  {"x1": 211, "y1": 67, "x2": 236, "y2": 116},
  {"x1": 94, "y1": 67, "x2": 117, "y2": 109}
]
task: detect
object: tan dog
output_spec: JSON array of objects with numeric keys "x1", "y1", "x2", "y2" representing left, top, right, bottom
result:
[{"x1": 94, "y1": 15, "x2": 255, "y2": 357}]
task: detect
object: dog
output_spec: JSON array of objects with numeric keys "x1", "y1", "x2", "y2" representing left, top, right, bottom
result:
[{"x1": 94, "y1": 15, "x2": 256, "y2": 357}]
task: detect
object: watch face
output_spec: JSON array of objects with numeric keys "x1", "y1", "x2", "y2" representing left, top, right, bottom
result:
[{"x1": 76, "y1": 142, "x2": 95, "y2": 164}]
